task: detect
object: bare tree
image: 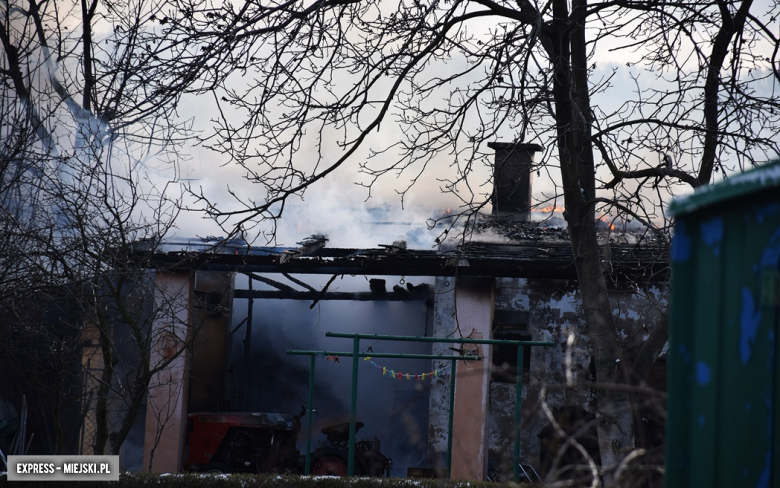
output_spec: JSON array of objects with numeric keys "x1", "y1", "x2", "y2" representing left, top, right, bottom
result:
[
  {"x1": 58, "y1": 0, "x2": 780, "y2": 478},
  {"x1": 0, "y1": 120, "x2": 206, "y2": 456},
  {"x1": 0, "y1": 0, "x2": 201, "y2": 457},
  {"x1": 145, "y1": 365, "x2": 185, "y2": 472}
]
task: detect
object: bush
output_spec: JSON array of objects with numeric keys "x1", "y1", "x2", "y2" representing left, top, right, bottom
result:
[{"x1": 0, "y1": 472, "x2": 534, "y2": 488}]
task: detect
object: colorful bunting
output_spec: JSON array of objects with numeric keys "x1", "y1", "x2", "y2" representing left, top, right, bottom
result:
[{"x1": 320, "y1": 353, "x2": 452, "y2": 381}]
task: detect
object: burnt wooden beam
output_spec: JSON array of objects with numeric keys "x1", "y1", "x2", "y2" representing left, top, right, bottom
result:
[
  {"x1": 282, "y1": 272, "x2": 316, "y2": 291},
  {"x1": 136, "y1": 248, "x2": 668, "y2": 282},
  {"x1": 233, "y1": 289, "x2": 431, "y2": 301},
  {"x1": 240, "y1": 271, "x2": 295, "y2": 291}
]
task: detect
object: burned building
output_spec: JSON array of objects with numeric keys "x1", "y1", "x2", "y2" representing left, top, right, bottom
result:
[
  {"x1": 426, "y1": 225, "x2": 668, "y2": 481},
  {"x1": 100, "y1": 143, "x2": 670, "y2": 482},
  {"x1": 0, "y1": 143, "x2": 668, "y2": 481}
]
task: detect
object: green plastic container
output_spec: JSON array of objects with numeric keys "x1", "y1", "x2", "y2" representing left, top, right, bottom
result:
[{"x1": 666, "y1": 161, "x2": 780, "y2": 488}]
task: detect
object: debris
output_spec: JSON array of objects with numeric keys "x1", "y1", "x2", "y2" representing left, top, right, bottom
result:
[
  {"x1": 392, "y1": 285, "x2": 410, "y2": 298},
  {"x1": 378, "y1": 240, "x2": 408, "y2": 253},
  {"x1": 369, "y1": 279, "x2": 387, "y2": 293},
  {"x1": 296, "y1": 235, "x2": 329, "y2": 256}
]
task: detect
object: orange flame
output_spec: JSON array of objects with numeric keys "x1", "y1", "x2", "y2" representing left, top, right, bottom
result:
[{"x1": 532, "y1": 205, "x2": 565, "y2": 213}]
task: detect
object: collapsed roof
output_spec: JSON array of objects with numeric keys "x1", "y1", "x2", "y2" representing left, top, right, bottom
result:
[{"x1": 132, "y1": 220, "x2": 669, "y2": 282}]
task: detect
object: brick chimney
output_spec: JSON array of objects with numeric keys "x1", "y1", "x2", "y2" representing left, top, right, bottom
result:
[{"x1": 487, "y1": 142, "x2": 543, "y2": 221}]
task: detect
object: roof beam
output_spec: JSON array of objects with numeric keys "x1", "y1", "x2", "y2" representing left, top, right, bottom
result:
[{"x1": 233, "y1": 289, "x2": 431, "y2": 301}]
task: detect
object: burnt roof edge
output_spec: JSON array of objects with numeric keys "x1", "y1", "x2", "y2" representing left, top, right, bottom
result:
[{"x1": 134, "y1": 248, "x2": 669, "y2": 282}]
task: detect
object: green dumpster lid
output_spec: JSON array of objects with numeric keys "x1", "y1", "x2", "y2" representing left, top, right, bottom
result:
[{"x1": 668, "y1": 160, "x2": 780, "y2": 217}]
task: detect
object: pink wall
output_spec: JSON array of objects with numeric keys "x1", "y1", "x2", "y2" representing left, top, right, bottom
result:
[
  {"x1": 450, "y1": 277, "x2": 494, "y2": 480},
  {"x1": 143, "y1": 271, "x2": 193, "y2": 473}
]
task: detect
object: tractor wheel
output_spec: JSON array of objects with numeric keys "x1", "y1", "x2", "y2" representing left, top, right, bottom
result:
[{"x1": 310, "y1": 448, "x2": 360, "y2": 476}]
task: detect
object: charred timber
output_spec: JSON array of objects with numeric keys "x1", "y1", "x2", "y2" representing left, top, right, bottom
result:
[
  {"x1": 233, "y1": 290, "x2": 432, "y2": 301},
  {"x1": 134, "y1": 246, "x2": 668, "y2": 282}
]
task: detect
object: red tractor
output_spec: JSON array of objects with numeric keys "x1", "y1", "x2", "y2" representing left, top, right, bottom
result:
[{"x1": 186, "y1": 409, "x2": 391, "y2": 477}]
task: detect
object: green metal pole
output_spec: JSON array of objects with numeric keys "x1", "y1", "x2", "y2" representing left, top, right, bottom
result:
[
  {"x1": 447, "y1": 359, "x2": 457, "y2": 479},
  {"x1": 285, "y1": 349, "x2": 478, "y2": 477},
  {"x1": 287, "y1": 350, "x2": 479, "y2": 361},
  {"x1": 513, "y1": 344, "x2": 525, "y2": 483},
  {"x1": 292, "y1": 334, "x2": 553, "y2": 480},
  {"x1": 326, "y1": 332, "x2": 553, "y2": 347},
  {"x1": 348, "y1": 337, "x2": 360, "y2": 476},
  {"x1": 305, "y1": 354, "x2": 315, "y2": 475}
]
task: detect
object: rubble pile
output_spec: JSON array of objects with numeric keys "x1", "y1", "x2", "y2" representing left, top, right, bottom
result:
[{"x1": 473, "y1": 214, "x2": 668, "y2": 247}]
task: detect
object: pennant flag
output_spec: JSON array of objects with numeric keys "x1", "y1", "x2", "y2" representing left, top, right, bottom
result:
[{"x1": 322, "y1": 355, "x2": 455, "y2": 382}]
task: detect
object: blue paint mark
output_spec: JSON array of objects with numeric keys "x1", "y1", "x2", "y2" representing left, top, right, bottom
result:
[
  {"x1": 760, "y1": 227, "x2": 780, "y2": 268},
  {"x1": 698, "y1": 415, "x2": 705, "y2": 427},
  {"x1": 672, "y1": 222, "x2": 692, "y2": 262},
  {"x1": 678, "y1": 345, "x2": 691, "y2": 364},
  {"x1": 756, "y1": 452, "x2": 770, "y2": 488},
  {"x1": 746, "y1": 402, "x2": 752, "y2": 411},
  {"x1": 696, "y1": 361, "x2": 711, "y2": 385},
  {"x1": 755, "y1": 203, "x2": 780, "y2": 225},
  {"x1": 701, "y1": 217, "x2": 723, "y2": 255},
  {"x1": 740, "y1": 288, "x2": 762, "y2": 363},
  {"x1": 744, "y1": 468, "x2": 749, "y2": 477}
]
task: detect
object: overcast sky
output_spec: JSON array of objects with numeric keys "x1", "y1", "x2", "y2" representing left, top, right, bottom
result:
[{"x1": 160, "y1": 3, "x2": 780, "y2": 249}]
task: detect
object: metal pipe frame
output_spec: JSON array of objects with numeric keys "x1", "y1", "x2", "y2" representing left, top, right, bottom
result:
[
  {"x1": 325, "y1": 332, "x2": 553, "y2": 483},
  {"x1": 514, "y1": 344, "x2": 524, "y2": 483},
  {"x1": 286, "y1": 349, "x2": 479, "y2": 477},
  {"x1": 326, "y1": 331, "x2": 554, "y2": 347},
  {"x1": 305, "y1": 354, "x2": 315, "y2": 475},
  {"x1": 287, "y1": 351, "x2": 479, "y2": 361}
]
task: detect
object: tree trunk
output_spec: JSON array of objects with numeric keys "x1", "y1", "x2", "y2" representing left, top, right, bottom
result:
[
  {"x1": 93, "y1": 320, "x2": 115, "y2": 455},
  {"x1": 547, "y1": 0, "x2": 635, "y2": 480},
  {"x1": 52, "y1": 337, "x2": 64, "y2": 455},
  {"x1": 630, "y1": 312, "x2": 668, "y2": 384},
  {"x1": 110, "y1": 380, "x2": 148, "y2": 456}
]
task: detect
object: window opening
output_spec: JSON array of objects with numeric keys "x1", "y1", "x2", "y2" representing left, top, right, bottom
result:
[{"x1": 491, "y1": 310, "x2": 530, "y2": 383}]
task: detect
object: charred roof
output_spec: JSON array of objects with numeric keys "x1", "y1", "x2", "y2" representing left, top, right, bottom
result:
[{"x1": 134, "y1": 222, "x2": 669, "y2": 282}]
